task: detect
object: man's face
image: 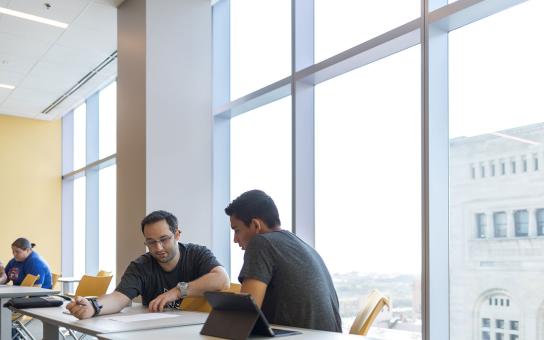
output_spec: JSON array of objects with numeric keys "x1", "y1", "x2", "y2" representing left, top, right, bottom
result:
[
  {"x1": 143, "y1": 219, "x2": 180, "y2": 264},
  {"x1": 230, "y1": 216, "x2": 258, "y2": 250}
]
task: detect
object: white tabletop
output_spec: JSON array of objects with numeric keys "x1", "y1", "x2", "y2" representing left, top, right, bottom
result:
[
  {"x1": 57, "y1": 277, "x2": 81, "y2": 282},
  {"x1": 97, "y1": 324, "x2": 373, "y2": 340},
  {"x1": 0, "y1": 286, "x2": 58, "y2": 297},
  {"x1": 0, "y1": 286, "x2": 59, "y2": 340},
  {"x1": 13, "y1": 302, "x2": 208, "y2": 337}
]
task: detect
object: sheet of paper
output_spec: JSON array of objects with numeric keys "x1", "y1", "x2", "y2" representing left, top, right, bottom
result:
[{"x1": 108, "y1": 313, "x2": 180, "y2": 323}]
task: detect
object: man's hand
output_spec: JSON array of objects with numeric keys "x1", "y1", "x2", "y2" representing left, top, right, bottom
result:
[
  {"x1": 66, "y1": 296, "x2": 95, "y2": 320},
  {"x1": 148, "y1": 287, "x2": 181, "y2": 312}
]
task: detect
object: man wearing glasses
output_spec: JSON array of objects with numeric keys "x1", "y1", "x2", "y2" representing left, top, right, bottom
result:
[{"x1": 67, "y1": 210, "x2": 230, "y2": 319}]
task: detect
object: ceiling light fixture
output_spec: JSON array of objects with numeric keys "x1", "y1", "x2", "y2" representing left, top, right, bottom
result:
[
  {"x1": 0, "y1": 83, "x2": 15, "y2": 90},
  {"x1": 0, "y1": 6, "x2": 68, "y2": 29}
]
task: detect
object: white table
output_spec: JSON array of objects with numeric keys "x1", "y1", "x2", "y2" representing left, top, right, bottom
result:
[
  {"x1": 96, "y1": 323, "x2": 373, "y2": 340},
  {"x1": 12, "y1": 302, "x2": 208, "y2": 340},
  {"x1": 57, "y1": 277, "x2": 80, "y2": 294},
  {"x1": 0, "y1": 285, "x2": 59, "y2": 340}
]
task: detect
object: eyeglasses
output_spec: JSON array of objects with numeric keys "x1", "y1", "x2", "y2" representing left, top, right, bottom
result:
[{"x1": 144, "y1": 234, "x2": 174, "y2": 247}]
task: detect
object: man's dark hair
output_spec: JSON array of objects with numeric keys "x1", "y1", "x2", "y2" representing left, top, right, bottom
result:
[
  {"x1": 225, "y1": 190, "x2": 281, "y2": 228},
  {"x1": 141, "y1": 210, "x2": 179, "y2": 234}
]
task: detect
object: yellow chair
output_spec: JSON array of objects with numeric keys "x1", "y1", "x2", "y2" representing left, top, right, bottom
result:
[
  {"x1": 97, "y1": 270, "x2": 112, "y2": 277},
  {"x1": 20, "y1": 274, "x2": 40, "y2": 287},
  {"x1": 68, "y1": 274, "x2": 113, "y2": 297},
  {"x1": 51, "y1": 273, "x2": 60, "y2": 290},
  {"x1": 180, "y1": 283, "x2": 241, "y2": 312},
  {"x1": 349, "y1": 289, "x2": 391, "y2": 336}
]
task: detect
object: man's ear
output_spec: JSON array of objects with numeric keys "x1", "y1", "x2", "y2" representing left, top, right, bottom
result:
[
  {"x1": 250, "y1": 218, "x2": 265, "y2": 233},
  {"x1": 175, "y1": 229, "x2": 181, "y2": 241}
]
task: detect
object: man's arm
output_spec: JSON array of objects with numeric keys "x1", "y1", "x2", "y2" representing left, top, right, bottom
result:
[
  {"x1": 0, "y1": 273, "x2": 6, "y2": 284},
  {"x1": 241, "y1": 278, "x2": 267, "y2": 308},
  {"x1": 148, "y1": 266, "x2": 230, "y2": 312},
  {"x1": 66, "y1": 291, "x2": 131, "y2": 320}
]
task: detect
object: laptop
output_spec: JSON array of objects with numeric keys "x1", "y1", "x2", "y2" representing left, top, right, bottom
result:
[{"x1": 201, "y1": 291, "x2": 301, "y2": 340}]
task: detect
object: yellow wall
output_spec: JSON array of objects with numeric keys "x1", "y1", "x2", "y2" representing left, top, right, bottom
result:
[{"x1": 0, "y1": 114, "x2": 61, "y2": 275}]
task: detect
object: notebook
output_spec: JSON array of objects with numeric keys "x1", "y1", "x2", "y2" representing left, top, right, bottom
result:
[{"x1": 201, "y1": 291, "x2": 301, "y2": 340}]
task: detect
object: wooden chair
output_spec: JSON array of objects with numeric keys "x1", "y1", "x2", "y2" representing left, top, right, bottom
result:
[
  {"x1": 96, "y1": 270, "x2": 112, "y2": 277},
  {"x1": 180, "y1": 283, "x2": 242, "y2": 312},
  {"x1": 51, "y1": 273, "x2": 60, "y2": 290},
  {"x1": 349, "y1": 289, "x2": 391, "y2": 336},
  {"x1": 68, "y1": 274, "x2": 113, "y2": 298},
  {"x1": 20, "y1": 273, "x2": 40, "y2": 287}
]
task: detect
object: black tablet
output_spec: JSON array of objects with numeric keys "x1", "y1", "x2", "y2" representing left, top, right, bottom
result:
[{"x1": 201, "y1": 291, "x2": 301, "y2": 339}]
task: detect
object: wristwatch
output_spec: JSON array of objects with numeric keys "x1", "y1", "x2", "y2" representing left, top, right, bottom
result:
[
  {"x1": 177, "y1": 281, "x2": 189, "y2": 298},
  {"x1": 87, "y1": 298, "x2": 103, "y2": 317}
]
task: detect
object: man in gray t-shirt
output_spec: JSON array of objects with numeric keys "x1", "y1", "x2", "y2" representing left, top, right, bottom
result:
[{"x1": 226, "y1": 190, "x2": 342, "y2": 332}]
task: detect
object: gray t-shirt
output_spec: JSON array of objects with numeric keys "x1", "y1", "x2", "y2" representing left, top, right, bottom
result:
[
  {"x1": 116, "y1": 242, "x2": 221, "y2": 307},
  {"x1": 238, "y1": 230, "x2": 342, "y2": 332}
]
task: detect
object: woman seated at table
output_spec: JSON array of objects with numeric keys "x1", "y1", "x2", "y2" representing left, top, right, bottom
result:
[{"x1": 0, "y1": 237, "x2": 52, "y2": 289}]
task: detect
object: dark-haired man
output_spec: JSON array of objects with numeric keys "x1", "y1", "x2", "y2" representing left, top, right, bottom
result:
[
  {"x1": 67, "y1": 210, "x2": 230, "y2": 319},
  {"x1": 225, "y1": 190, "x2": 342, "y2": 332}
]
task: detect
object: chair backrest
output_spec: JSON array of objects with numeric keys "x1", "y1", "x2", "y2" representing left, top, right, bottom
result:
[
  {"x1": 349, "y1": 289, "x2": 391, "y2": 336},
  {"x1": 74, "y1": 275, "x2": 113, "y2": 297},
  {"x1": 51, "y1": 273, "x2": 60, "y2": 289},
  {"x1": 180, "y1": 283, "x2": 242, "y2": 312},
  {"x1": 96, "y1": 270, "x2": 112, "y2": 277},
  {"x1": 20, "y1": 274, "x2": 40, "y2": 287}
]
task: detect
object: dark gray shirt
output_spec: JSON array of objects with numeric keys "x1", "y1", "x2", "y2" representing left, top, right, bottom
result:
[
  {"x1": 116, "y1": 242, "x2": 221, "y2": 307},
  {"x1": 239, "y1": 230, "x2": 342, "y2": 332}
]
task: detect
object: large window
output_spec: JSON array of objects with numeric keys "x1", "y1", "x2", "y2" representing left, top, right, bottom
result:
[
  {"x1": 449, "y1": 2, "x2": 544, "y2": 340},
  {"x1": 315, "y1": 46, "x2": 421, "y2": 332},
  {"x1": 62, "y1": 81, "x2": 117, "y2": 282},
  {"x1": 213, "y1": 1, "x2": 541, "y2": 339},
  {"x1": 229, "y1": 97, "x2": 292, "y2": 279}
]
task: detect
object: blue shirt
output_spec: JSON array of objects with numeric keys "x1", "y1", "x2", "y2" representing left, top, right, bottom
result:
[{"x1": 5, "y1": 251, "x2": 52, "y2": 289}]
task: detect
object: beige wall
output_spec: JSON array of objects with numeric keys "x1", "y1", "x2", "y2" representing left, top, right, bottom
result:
[{"x1": 0, "y1": 114, "x2": 61, "y2": 274}]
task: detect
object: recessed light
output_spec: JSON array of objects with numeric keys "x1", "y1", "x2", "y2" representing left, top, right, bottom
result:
[
  {"x1": 0, "y1": 6, "x2": 68, "y2": 29},
  {"x1": 0, "y1": 83, "x2": 15, "y2": 90}
]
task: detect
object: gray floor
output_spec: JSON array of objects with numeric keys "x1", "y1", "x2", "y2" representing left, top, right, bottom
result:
[{"x1": 18, "y1": 318, "x2": 98, "y2": 340}]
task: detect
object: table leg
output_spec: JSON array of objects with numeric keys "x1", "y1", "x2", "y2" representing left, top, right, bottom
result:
[
  {"x1": 62, "y1": 282, "x2": 69, "y2": 295},
  {"x1": 42, "y1": 322, "x2": 59, "y2": 340},
  {"x1": 0, "y1": 297, "x2": 12, "y2": 340}
]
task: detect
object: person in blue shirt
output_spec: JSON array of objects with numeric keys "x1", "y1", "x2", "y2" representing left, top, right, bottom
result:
[{"x1": 0, "y1": 238, "x2": 52, "y2": 289}]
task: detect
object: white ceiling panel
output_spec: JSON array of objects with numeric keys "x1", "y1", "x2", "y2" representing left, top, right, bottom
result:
[
  {"x1": 0, "y1": 15, "x2": 64, "y2": 44},
  {"x1": 56, "y1": 24, "x2": 116, "y2": 54},
  {"x1": 74, "y1": 2, "x2": 116, "y2": 31},
  {"x1": 0, "y1": 32, "x2": 50, "y2": 59},
  {"x1": 7, "y1": 0, "x2": 92, "y2": 24},
  {"x1": 0, "y1": 88, "x2": 10, "y2": 102},
  {"x1": 0, "y1": 68, "x2": 25, "y2": 86},
  {"x1": 42, "y1": 43, "x2": 109, "y2": 69},
  {"x1": 0, "y1": 53, "x2": 37, "y2": 74}
]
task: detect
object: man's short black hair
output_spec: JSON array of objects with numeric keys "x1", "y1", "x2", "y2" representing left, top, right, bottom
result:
[
  {"x1": 225, "y1": 189, "x2": 281, "y2": 228},
  {"x1": 141, "y1": 210, "x2": 179, "y2": 234}
]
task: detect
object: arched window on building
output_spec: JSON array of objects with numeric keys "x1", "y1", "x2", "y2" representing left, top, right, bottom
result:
[{"x1": 477, "y1": 292, "x2": 520, "y2": 340}]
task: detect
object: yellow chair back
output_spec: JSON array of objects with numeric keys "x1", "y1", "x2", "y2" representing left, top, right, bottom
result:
[
  {"x1": 20, "y1": 274, "x2": 40, "y2": 287},
  {"x1": 349, "y1": 289, "x2": 391, "y2": 336},
  {"x1": 97, "y1": 270, "x2": 112, "y2": 277},
  {"x1": 180, "y1": 283, "x2": 242, "y2": 312},
  {"x1": 51, "y1": 273, "x2": 60, "y2": 289},
  {"x1": 74, "y1": 275, "x2": 113, "y2": 297}
]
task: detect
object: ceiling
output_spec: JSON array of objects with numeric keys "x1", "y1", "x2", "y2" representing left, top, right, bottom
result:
[{"x1": 0, "y1": 0, "x2": 122, "y2": 121}]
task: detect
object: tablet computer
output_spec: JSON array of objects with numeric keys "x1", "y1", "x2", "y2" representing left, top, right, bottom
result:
[{"x1": 201, "y1": 291, "x2": 301, "y2": 339}]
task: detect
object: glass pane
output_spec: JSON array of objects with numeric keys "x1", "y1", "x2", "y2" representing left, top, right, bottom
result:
[
  {"x1": 229, "y1": 96, "x2": 292, "y2": 280},
  {"x1": 99, "y1": 164, "x2": 116, "y2": 291},
  {"x1": 99, "y1": 82, "x2": 117, "y2": 159},
  {"x1": 73, "y1": 176, "x2": 86, "y2": 278},
  {"x1": 315, "y1": 46, "x2": 421, "y2": 337},
  {"x1": 449, "y1": 2, "x2": 544, "y2": 340},
  {"x1": 73, "y1": 103, "x2": 86, "y2": 170},
  {"x1": 315, "y1": 0, "x2": 419, "y2": 62},
  {"x1": 230, "y1": 0, "x2": 290, "y2": 99}
]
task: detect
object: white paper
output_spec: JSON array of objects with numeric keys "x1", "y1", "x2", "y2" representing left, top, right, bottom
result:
[{"x1": 108, "y1": 313, "x2": 180, "y2": 323}]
